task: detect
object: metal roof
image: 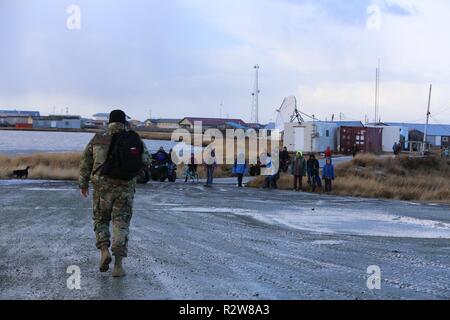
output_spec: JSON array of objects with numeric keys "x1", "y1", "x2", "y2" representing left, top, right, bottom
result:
[
  {"x1": 301, "y1": 121, "x2": 364, "y2": 128},
  {"x1": 385, "y1": 122, "x2": 450, "y2": 136},
  {"x1": 225, "y1": 121, "x2": 247, "y2": 129},
  {"x1": 34, "y1": 115, "x2": 81, "y2": 120},
  {"x1": 181, "y1": 117, "x2": 247, "y2": 126},
  {"x1": 0, "y1": 110, "x2": 40, "y2": 117},
  {"x1": 329, "y1": 121, "x2": 364, "y2": 127},
  {"x1": 146, "y1": 118, "x2": 182, "y2": 123},
  {"x1": 264, "y1": 122, "x2": 276, "y2": 130}
]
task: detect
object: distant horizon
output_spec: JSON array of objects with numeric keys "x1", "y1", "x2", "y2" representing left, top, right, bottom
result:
[{"x1": 2, "y1": 107, "x2": 450, "y2": 126}]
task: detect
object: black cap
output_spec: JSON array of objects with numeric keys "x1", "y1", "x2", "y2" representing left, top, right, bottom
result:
[{"x1": 109, "y1": 110, "x2": 127, "y2": 124}]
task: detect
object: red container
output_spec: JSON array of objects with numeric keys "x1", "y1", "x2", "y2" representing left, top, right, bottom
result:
[
  {"x1": 15, "y1": 123, "x2": 33, "y2": 129},
  {"x1": 339, "y1": 126, "x2": 383, "y2": 154}
]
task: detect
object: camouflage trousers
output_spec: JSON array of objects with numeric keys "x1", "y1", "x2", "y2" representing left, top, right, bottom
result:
[{"x1": 92, "y1": 179, "x2": 135, "y2": 257}]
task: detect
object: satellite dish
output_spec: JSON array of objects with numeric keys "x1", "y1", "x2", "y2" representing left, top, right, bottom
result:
[{"x1": 275, "y1": 96, "x2": 304, "y2": 131}]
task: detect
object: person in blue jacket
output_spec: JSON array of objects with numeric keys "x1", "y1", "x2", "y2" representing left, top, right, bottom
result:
[
  {"x1": 232, "y1": 153, "x2": 247, "y2": 187},
  {"x1": 322, "y1": 157, "x2": 335, "y2": 192}
]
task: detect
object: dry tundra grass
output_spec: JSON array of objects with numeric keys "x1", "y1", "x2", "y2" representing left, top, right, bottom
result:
[
  {"x1": 3, "y1": 152, "x2": 448, "y2": 203},
  {"x1": 0, "y1": 153, "x2": 82, "y2": 180},
  {"x1": 247, "y1": 154, "x2": 450, "y2": 203},
  {"x1": 0, "y1": 152, "x2": 233, "y2": 181}
]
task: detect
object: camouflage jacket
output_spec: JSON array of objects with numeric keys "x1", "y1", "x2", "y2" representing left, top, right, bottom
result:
[{"x1": 78, "y1": 122, "x2": 151, "y2": 189}]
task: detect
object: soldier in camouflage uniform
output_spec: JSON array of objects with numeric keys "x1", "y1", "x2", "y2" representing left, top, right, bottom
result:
[{"x1": 79, "y1": 110, "x2": 151, "y2": 277}]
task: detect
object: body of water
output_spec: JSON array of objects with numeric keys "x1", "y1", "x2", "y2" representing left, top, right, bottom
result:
[{"x1": 0, "y1": 130, "x2": 178, "y2": 155}]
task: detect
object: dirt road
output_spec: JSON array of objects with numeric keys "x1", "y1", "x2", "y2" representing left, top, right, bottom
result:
[{"x1": 0, "y1": 179, "x2": 449, "y2": 299}]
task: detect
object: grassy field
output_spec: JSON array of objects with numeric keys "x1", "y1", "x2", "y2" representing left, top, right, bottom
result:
[
  {"x1": 247, "y1": 154, "x2": 450, "y2": 204},
  {"x1": 0, "y1": 152, "x2": 233, "y2": 180},
  {"x1": 0, "y1": 153, "x2": 82, "y2": 180},
  {"x1": 4, "y1": 151, "x2": 447, "y2": 203}
]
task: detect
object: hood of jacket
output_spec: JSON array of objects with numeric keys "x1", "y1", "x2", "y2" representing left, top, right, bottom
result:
[{"x1": 107, "y1": 122, "x2": 126, "y2": 135}]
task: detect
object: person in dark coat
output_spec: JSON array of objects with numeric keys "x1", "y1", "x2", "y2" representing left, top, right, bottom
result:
[
  {"x1": 307, "y1": 154, "x2": 321, "y2": 192},
  {"x1": 393, "y1": 142, "x2": 398, "y2": 155},
  {"x1": 153, "y1": 146, "x2": 169, "y2": 164},
  {"x1": 351, "y1": 144, "x2": 358, "y2": 158},
  {"x1": 249, "y1": 159, "x2": 261, "y2": 176},
  {"x1": 396, "y1": 142, "x2": 402, "y2": 155},
  {"x1": 322, "y1": 158, "x2": 335, "y2": 192},
  {"x1": 291, "y1": 151, "x2": 306, "y2": 191},
  {"x1": 279, "y1": 146, "x2": 290, "y2": 173}
]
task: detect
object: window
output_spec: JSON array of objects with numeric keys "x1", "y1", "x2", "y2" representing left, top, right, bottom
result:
[{"x1": 326, "y1": 130, "x2": 329, "y2": 137}]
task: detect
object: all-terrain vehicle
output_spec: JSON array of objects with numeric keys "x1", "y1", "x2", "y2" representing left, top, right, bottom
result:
[
  {"x1": 149, "y1": 147, "x2": 177, "y2": 182},
  {"x1": 150, "y1": 161, "x2": 177, "y2": 182}
]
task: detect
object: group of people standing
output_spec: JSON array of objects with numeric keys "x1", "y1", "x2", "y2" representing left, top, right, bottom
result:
[
  {"x1": 184, "y1": 150, "x2": 217, "y2": 187},
  {"x1": 183, "y1": 146, "x2": 336, "y2": 192},
  {"x1": 260, "y1": 146, "x2": 335, "y2": 192},
  {"x1": 290, "y1": 148, "x2": 335, "y2": 193}
]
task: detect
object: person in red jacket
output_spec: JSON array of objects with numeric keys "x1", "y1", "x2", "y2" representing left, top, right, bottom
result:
[{"x1": 325, "y1": 146, "x2": 332, "y2": 159}]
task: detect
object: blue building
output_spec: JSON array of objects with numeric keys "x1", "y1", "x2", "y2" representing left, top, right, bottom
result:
[
  {"x1": 385, "y1": 122, "x2": 450, "y2": 148},
  {"x1": 0, "y1": 110, "x2": 40, "y2": 117},
  {"x1": 33, "y1": 115, "x2": 81, "y2": 129}
]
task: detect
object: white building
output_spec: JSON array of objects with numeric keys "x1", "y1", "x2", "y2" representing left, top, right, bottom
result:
[
  {"x1": 283, "y1": 121, "x2": 364, "y2": 153},
  {"x1": 93, "y1": 113, "x2": 110, "y2": 121},
  {"x1": 366, "y1": 125, "x2": 401, "y2": 152}
]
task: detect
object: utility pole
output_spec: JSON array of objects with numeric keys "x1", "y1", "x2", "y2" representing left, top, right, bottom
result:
[
  {"x1": 374, "y1": 59, "x2": 380, "y2": 123},
  {"x1": 423, "y1": 84, "x2": 433, "y2": 153},
  {"x1": 219, "y1": 101, "x2": 223, "y2": 118},
  {"x1": 251, "y1": 65, "x2": 260, "y2": 123}
]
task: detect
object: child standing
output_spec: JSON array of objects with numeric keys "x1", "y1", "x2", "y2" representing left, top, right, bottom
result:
[
  {"x1": 232, "y1": 153, "x2": 247, "y2": 187},
  {"x1": 205, "y1": 149, "x2": 217, "y2": 187},
  {"x1": 291, "y1": 151, "x2": 306, "y2": 191},
  {"x1": 322, "y1": 158, "x2": 335, "y2": 192}
]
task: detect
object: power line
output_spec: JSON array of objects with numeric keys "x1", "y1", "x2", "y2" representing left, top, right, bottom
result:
[
  {"x1": 429, "y1": 115, "x2": 450, "y2": 134},
  {"x1": 433, "y1": 105, "x2": 450, "y2": 117}
]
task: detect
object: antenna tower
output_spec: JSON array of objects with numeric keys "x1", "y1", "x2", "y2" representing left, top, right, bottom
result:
[{"x1": 251, "y1": 65, "x2": 260, "y2": 123}]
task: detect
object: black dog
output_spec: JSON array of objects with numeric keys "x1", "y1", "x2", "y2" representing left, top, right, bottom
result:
[{"x1": 13, "y1": 166, "x2": 31, "y2": 179}]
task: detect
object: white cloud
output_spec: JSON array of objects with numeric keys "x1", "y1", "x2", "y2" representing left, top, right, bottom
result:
[
  {"x1": 180, "y1": 0, "x2": 450, "y2": 123},
  {"x1": 2, "y1": 0, "x2": 450, "y2": 124}
]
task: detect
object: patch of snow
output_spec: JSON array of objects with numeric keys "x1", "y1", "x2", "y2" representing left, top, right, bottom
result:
[
  {"x1": 231, "y1": 207, "x2": 450, "y2": 239},
  {"x1": 311, "y1": 240, "x2": 345, "y2": 245},
  {"x1": 0, "y1": 179, "x2": 65, "y2": 186},
  {"x1": 171, "y1": 207, "x2": 254, "y2": 214},
  {"x1": 22, "y1": 188, "x2": 76, "y2": 191}
]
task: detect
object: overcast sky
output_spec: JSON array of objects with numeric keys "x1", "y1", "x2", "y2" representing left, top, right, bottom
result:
[{"x1": 1, "y1": 0, "x2": 449, "y2": 124}]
